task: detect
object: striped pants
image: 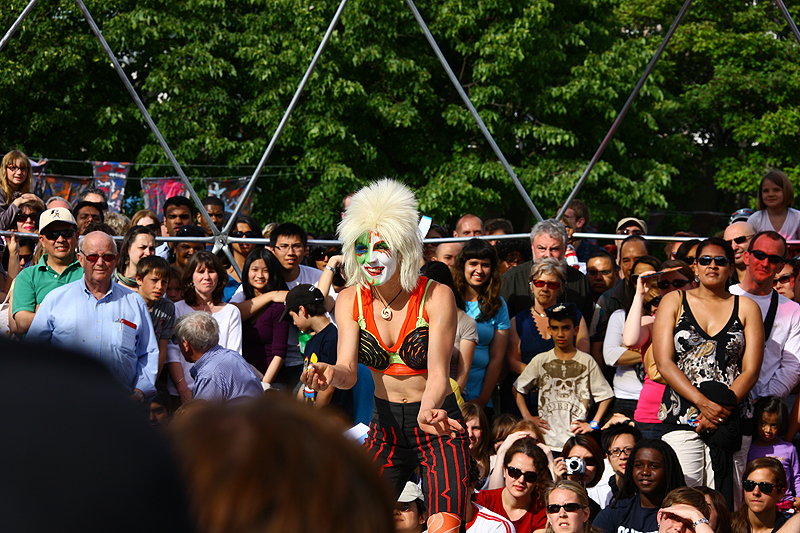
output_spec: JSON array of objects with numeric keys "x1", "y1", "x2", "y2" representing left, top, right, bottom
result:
[{"x1": 366, "y1": 395, "x2": 471, "y2": 519}]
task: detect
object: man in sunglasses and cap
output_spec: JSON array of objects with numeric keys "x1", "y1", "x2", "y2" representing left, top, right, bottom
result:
[
  {"x1": 11, "y1": 207, "x2": 84, "y2": 335},
  {"x1": 26, "y1": 231, "x2": 159, "y2": 403},
  {"x1": 728, "y1": 230, "x2": 800, "y2": 504}
]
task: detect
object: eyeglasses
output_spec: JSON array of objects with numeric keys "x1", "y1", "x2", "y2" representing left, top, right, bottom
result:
[
  {"x1": 231, "y1": 230, "x2": 259, "y2": 239},
  {"x1": 587, "y1": 269, "x2": 613, "y2": 277},
  {"x1": 274, "y1": 243, "x2": 305, "y2": 253},
  {"x1": 608, "y1": 446, "x2": 634, "y2": 458},
  {"x1": 506, "y1": 466, "x2": 537, "y2": 483},
  {"x1": 726, "y1": 234, "x2": 754, "y2": 245},
  {"x1": 657, "y1": 279, "x2": 690, "y2": 290},
  {"x1": 774, "y1": 274, "x2": 794, "y2": 285},
  {"x1": 697, "y1": 256, "x2": 730, "y2": 267},
  {"x1": 81, "y1": 252, "x2": 117, "y2": 263},
  {"x1": 15, "y1": 212, "x2": 39, "y2": 224},
  {"x1": 42, "y1": 228, "x2": 76, "y2": 241},
  {"x1": 743, "y1": 480, "x2": 780, "y2": 494},
  {"x1": 546, "y1": 503, "x2": 586, "y2": 514},
  {"x1": 7, "y1": 166, "x2": 27, "y2": 172},
  {"x1": 617, "y1": 228, "x2": 643, "y2": 236},
  {"x1": 531, "y1": 280, "x2": 561, "y2": 290},
  {"x1": 750, "y1": 249, "x2": 785, "y2": 265}
]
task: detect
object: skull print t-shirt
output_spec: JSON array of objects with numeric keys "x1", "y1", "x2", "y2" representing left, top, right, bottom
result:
[{"x1": 514, "y1": 348, "x2": 614, "y2": 450}]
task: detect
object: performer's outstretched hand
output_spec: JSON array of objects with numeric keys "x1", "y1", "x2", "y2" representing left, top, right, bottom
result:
[
  {"x1": 418, "y1": 408, "x2": 464, "y2": 436},
  {"x1": 301, "y1": 362, "x2": 335, "y2": 391}
]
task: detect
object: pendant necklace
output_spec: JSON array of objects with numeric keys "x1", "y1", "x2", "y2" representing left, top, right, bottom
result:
[
  {"x1": 373, "y1": 287, "x2": 402, "y2": 320},
  {"x1": 532, "y1": 306, "x2": 547, "y2": 319}
]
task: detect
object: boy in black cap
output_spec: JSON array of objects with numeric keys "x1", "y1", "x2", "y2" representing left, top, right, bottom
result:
[
  {"x1": 281, "y1": 284, "x2": 340, "y2": 408},
  {"x1": 512, "y1": 302, "x2": 614, "y2": 451}
]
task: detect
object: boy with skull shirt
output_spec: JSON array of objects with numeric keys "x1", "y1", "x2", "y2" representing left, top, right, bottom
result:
[{"x1": 513, "y1": 302, "x2": 614, "y2": 451}]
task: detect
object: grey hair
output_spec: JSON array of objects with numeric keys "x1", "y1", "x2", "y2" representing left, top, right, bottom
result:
[
  {"x1": 46, "y1": 196, "x2": 72, "y2": 208},
  {"x1": 529, "y1": 219, "x2": 567, "y2": 248},
  {"x1": 529, "y1": 257, "x2": 567, "y2": 293},
  {"x1": 175, "y1": 311, "x2": 220, "y2": 353}
]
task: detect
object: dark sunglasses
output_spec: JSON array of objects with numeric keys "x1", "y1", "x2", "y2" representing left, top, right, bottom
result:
[
  {"x1": 506, "y1": 466, "x2": 537, "y2": 483},
  {"x1": 531, "y1": 280, "x2": 562, "y2": 290},
  {"x1": 727, "y1": 234, "x2": 754, "y2": 245},
  {"x1": 657, "y1": 279, "x2": 690, "y2": 290},
  {"x1": 750, "y1": 249, "x2": 785, "y2": 265},
  {"x1": 774, "y1": 274, "x2": 794, "y2": 285},
  {"x1": 81, "y1": 253, "x2": 117, "y2": 263},
  {"x1": 546, "y1": 503, "x2": 586, "y2": 514},
  {"x1": 19, "y1": 254, "x2": 33, "y2": 264},
  {"x1": 15, "y1": 212, "x2": 39, "y2": 224},
  {"x1": 231, "y1": 230, "x2": 259, "y2": 239},
  {"x1": 143, "y1": 223, "x2": 160, "y2": 233},
  {"x1": 42, "y1": 228, "x2": 76, "y2": 241},
  {"x1": 697, "y1": 256, "x2": 730, "y2": 267},
  {"x1": 681, "y1": 256, "x2": 696, "y2": 265},
  {"x1": 743, "y1": 480, "x2": 780, "y2": 494}
]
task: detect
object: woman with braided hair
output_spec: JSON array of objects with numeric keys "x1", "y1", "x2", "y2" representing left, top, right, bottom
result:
[{"x1": 302, "y1": 178, "x2": 470, "y2": 533}]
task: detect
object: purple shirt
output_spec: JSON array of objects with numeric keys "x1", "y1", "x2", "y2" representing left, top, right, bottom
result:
[
  {"x1": 241, "y1": 302, "x2": 289, "y2": 374},
  {"x1": 748, "y1": 440, "x2": 800, "y2": 497}
]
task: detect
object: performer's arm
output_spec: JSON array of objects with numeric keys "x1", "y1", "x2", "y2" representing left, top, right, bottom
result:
[{"x1": 302, "y1": 287, "x2": 358, "y2": 391}]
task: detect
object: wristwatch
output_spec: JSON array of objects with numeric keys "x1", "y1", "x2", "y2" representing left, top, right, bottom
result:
[
  {"x1": 589, "y1": 420, "x2": 600, "y2": 431},
  {"x1": 692, "y1": 518, "x2": 709, "y2": 529},
  {"x1": 324, "y1": 265, "x2": 337, "y2": 273}
]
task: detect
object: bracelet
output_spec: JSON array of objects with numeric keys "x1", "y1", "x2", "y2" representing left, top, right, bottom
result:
[
  {"x1": 324, "y1": 265, "x2": 337, "y2": 273},
  {"x1": 692, "y1": 518, "x2": 709, "y2": 529},
  {"x1": 175, "y1": 377, "x2": 185, "y2": 385},
  {"x1": 134, "y1": 390, "x2": 145, "y2": 401},
  {"x1": 589, "y1": 420, "x2": 600, "y2": 431}
]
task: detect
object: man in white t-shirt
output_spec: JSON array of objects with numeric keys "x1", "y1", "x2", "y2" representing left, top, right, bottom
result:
[{"x1": 728, "y1": 230, "x2": 800, "y2": 507}]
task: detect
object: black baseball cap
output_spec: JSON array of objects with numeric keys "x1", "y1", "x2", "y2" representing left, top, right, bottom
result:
[{"x1": 280, "y1": 284, "x2": 325, "y2": 322}]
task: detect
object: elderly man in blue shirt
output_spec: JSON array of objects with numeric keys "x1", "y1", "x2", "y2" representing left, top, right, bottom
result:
[
  {"x1": 27, "y1": 231, "x2": 159, "y2": 402},
  {"x1": 175, "y1": 311, "x2": 263, "y2": 401}
]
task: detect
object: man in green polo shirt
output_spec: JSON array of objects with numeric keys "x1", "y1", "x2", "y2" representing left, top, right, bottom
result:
[{"x1": 11, "y1": 207, "x2": 83, "y2": 334}]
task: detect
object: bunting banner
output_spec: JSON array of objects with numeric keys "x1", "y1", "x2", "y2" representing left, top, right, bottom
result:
[
  {"x1": 141, "y1": 178, "x2": 190, "y2": 219},
  {"x1": 92, "y1": 161, "x2": 131, "y2": 213},
  {"x1": 207, "y1": 177, "x2": 253, "y2": 218},
  {"x1": 32, "y1": 173, "x2": 93, "y2": 205}
]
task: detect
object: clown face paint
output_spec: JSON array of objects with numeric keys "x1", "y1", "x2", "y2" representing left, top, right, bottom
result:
[{"x1": 355, "y1": 231, "x2": 397, "y2": 286}]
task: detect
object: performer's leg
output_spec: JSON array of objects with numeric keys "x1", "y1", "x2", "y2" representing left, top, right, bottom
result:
[
  {"x1": 365, "y1": 396, "x2": 418, "y2": 495},
  {"x1": 427, "y1": 512, "x2": 462, "y2": 533}
]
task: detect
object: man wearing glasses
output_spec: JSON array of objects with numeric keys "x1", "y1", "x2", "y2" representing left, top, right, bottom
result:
[
  {"x1": 11, "y1": 208, "x2": 83, "y2": 335},
  {"x1": 26, "y1": 231, "x2": 159, "y2": 403},
  {"x1": 728, "y1": 230, "x2": 800, "y2": 504},
  {"x1": 724, "y1": 220, "x2": 756, "y2": 283}
]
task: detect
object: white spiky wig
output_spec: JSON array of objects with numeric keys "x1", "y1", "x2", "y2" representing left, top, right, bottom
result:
[{"x1": 338, "y1": 179, "x2": 422, "y2": 292}]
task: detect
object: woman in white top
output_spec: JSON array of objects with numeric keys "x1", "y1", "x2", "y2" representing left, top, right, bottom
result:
[
  {"x1": 166, "y1": 250, "x2": 242, "y2": 403},
  {"x1": 747, "y1": 170, "x2": 800, "y2": 241}
]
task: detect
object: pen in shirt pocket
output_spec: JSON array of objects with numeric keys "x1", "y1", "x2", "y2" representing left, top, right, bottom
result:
[{"x1": 116, "y1": 318, "x2": 137, "y2": 331}]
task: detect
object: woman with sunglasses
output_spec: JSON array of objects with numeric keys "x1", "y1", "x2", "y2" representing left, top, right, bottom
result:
[
  {"x1": 130, "y1": 209, "x2": 161, "y2": 233},
  {"x1": 732, "y1": 457, "x2": 789, "y2": 533},
  {"x1": 747, "y1": 170, "x2": 800, "y2": 241},
  {"x1": 772, "y1": 259, "x2": 797, "y2": 301},
  {"x1": 115, "y1": 226, "x2": 156, "y2": 289},
  {"x1": 623, "y1": 259, "x2": 696, "y2": 440},
  {"x1": 453, "y1": 238, "x2": 510, "y2": 411},
  {"x1": 475, "y1": 436, "x2": 551, "y2": 531},
  {"x1": 594, "y1": 439, "x2": 685, "y2": 533},
  {"x1": 544, "y1": 480, "x2": 597, "y2": 533},
  {"x1": 653, "y1": 237, "x2": 763, "y2": 502},
  {"x1": 556, "y1": 435, "x2": 607, "y2": 519},
  {"x1": 165, "y1": 250, "x2": 242, "y2": 404},
  {"x1": 226, "y1": 215, "x2": 264, "y2": 286},
  {"x1": 507, "y1": 258, "x2": 589, "y2": 377}
]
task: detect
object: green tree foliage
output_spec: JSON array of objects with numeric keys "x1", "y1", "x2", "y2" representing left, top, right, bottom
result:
[{"x1": 2, "y1": 0, "x2": 691, "y2": 232}]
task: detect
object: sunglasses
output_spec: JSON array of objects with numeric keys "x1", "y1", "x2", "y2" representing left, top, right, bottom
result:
[
  {"x1": 531, "y1": 280, "x2": 561, "y2": 290},
  {"x1": 774, "y1": 274, "x2": 794, "y2": 285},
  {"x1": 506, "y1": 466, "x2": 537, "y2": 483},
  {"x1": 743, "y1": 480, "x2": 780, "y2": 494},
  {"x1": 142, "y1": 223, "x2": 160, "y2": 233},
  {"x1": 697, "y1": 256, "x2": 730, "y2": 267},
  {"x1": 657, "y1": 279, "x2": 690, "y2": 290},
  {"x1": 15, "y1": 212, "x2": 39, "y2": 224},
  {"x1": 618, "y1": 229, "x2": 643, "y2": 236},
  {"x1": 19, "y1": 254, "x2": 33, "y2": 264},
  {"x1": 81, "y1": 252, "x2": 117, "y2": 263},
  {"x1": 727, "y1": 234, "x2": 754, "y2": 245},
  {"x1": 546, "y1": 503, "x2": 585, "y2": 514},
  {"x1": 231, "y1": 230, "x2": 259, "y2": 239},
  {"x1": 42, "y1": 228, "x2": 76, "y2": 241},
  {"x1": 587, "y1": 268, "x2": 613, "y2": 277},
  {"x1": 681, "y1": 256, "x2": 695, "y2": 265},
  {"x1": 750, "y1": 249, "x2": 785, "y2": 265}
]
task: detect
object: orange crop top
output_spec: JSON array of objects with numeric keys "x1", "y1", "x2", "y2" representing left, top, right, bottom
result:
[{"x1": 353, "y1": 277, "x2": 432, "y2": 376}]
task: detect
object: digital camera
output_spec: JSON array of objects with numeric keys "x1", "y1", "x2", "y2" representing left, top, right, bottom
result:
[{"x1": 565, "y1": 457, "x2": 586, "y2": 476}]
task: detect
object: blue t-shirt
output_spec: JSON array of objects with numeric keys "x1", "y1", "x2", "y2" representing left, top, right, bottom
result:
[
  {"x1": 463, "y1": 298, "x2": 510, "y2": 404},
  {"x1": 593, "y1": 494, "x2": 658, "y2": 533}
]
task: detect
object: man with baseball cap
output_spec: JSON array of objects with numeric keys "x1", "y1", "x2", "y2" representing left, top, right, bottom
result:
[{"x1": 11, "y1": 207, "x2": 83, "y2": 335}]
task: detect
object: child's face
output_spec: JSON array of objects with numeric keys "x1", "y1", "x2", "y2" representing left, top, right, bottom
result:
[
  {"x1": 548, "y1": 318, "x2": 577, "y2": 349},
  {"x1": 6, "y1": 159, "x2": 28, "y2": 189},
  {"x1": 760, "y1": 412, "x2": 780, "y2": 442},
  {"x1": 166, "y1": 277, "x2": 183, "y2": 303},
  {"x1": 137, "y1": 272, "x2": 168, "y2": 303},
  {"x1": 290, "y1": 308, "x2": 312, "y2": 333}
]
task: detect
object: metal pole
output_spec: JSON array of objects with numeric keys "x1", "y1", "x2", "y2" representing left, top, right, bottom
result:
[
  {"x1": 221, "y1": 0, "x2": 351, "y2": 234},
  {"x1": 775, "y1": 0, "x2": 800, "y2": 44},
  {"x1": 555, "y1": 0, "x2": 694, "y2": 221},
  {"x1": 0, "y1": 0, "x2": 39, "y2": 53},
  {"x1": 404, "y1": 0, "x2": 544, "y2": 223},
  {"x1": 73, "y1": 0, "x2": 219, "y2": 237}
]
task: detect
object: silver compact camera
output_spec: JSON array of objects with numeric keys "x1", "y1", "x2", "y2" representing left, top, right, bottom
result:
[{"x1": 565, "y1": 457, "x2": 586, "y2": 475}]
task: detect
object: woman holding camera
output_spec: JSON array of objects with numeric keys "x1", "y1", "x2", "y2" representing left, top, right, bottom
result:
[{"x1": 555, "y1": 435, "x2": 606, "y2": 519}]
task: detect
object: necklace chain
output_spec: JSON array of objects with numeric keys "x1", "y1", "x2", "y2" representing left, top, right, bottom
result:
[{"x1": 373, "y1": 287, "x2": 402, "y2": 320}]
